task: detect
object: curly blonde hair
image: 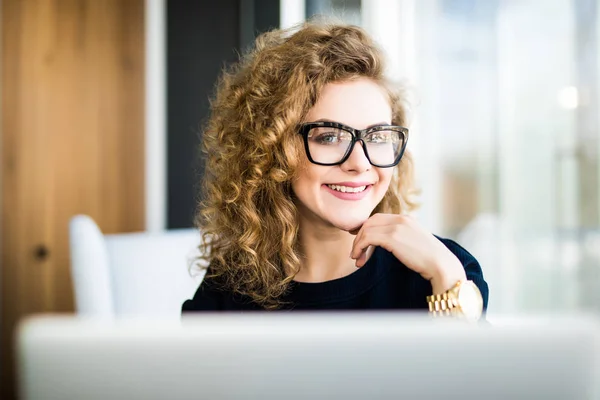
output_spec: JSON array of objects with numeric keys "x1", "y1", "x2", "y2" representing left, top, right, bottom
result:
[{"x1": 196, "y1": 20, "x2": 418, "y2": 309}]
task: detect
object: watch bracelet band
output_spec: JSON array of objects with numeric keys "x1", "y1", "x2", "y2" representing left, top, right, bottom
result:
[{"x1": 427, "y1": 291, "x2": 459, "y2": 317}]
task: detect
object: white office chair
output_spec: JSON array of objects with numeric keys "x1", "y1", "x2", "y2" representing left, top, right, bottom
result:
[{"x1": 69, "y1": 215, "x2": 205, "y2": 319}]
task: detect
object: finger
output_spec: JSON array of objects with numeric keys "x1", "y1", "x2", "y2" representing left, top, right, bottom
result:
[
  {"x1": 350, "y1": 221, "x2": 368, "y2": 258},
  {"x1": 350, "y1": 225, "x2": 396, "y2": 260},
  {"x1": 347, "y1": 213, "x2": 398, "y2": 236},
  {"x1": 350, "y1": 215, "x2": 408, "y2": 259},
  {"x1": 360, "y1": 213, "x2": 407, "y2": 232},
  {"x1": 352, "y1": 227, "x2": 396, "y2": 264},
  {"x1": 351, "y1": 225, "x2": 384, "y2": 260},
  {"x1": 350, "y1": 215, "x2": 392, "y2": 257},
  {"x1": 356, "y1": 248, "x2": 367, "y2": 267},
  {"x1": 354, "y1": 245, "x2": 368, "y2": 267},
  {"x1": 351, "y1": 226, "x2": 366, "y2": 259},
  {"x1": 355, "y1": 245, "x2": 376, "y2": 267}
]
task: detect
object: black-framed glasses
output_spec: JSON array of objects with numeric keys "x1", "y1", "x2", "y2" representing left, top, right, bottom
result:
[{"x1": 298, "y1": 121, "x2": 409, "y2": 168}]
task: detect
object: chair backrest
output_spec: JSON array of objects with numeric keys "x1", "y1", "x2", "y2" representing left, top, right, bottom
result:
[{"x1": 69, "y1": 215, "x2": 204, "y2": 319}]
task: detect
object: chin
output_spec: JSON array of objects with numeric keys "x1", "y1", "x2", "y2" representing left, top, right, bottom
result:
[{"x1": 330, "y1": 215, "x2": 370, "y2": 232}]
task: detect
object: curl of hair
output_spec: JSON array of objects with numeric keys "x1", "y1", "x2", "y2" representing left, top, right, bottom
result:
[{"x1": 195, "y1": 20, "x2": 419, "y2": 309}]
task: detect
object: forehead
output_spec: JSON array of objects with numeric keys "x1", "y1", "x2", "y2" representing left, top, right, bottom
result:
[{"x1": 305, "y1": 78, "x2": 392, "y2": 129}]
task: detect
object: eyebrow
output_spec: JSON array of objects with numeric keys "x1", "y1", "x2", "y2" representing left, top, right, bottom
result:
[{"x1": 312, "y1": 118, "x2": 392, "y2": 129}]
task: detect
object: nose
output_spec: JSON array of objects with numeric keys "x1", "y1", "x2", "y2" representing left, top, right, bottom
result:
[{"x1": 340, "y1": 140, "x2": 371, "y2": 173}]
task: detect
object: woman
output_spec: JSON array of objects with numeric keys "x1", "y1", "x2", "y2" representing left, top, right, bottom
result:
[{"x1": 182, "y1": 21, "x2": 489, "y2": 318}]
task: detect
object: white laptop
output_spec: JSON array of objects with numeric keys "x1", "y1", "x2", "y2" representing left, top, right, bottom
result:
[{"x1": 17, "y1": 313, "x2": 600, "y2": 400}]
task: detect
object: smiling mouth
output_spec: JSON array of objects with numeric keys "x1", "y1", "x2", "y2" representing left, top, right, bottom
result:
[{"x1": 325, "y1": 184, "x2": 369, "y2": 193}]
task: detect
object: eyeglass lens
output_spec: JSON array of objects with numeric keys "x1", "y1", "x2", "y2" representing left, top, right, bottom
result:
[{"x1": 306, "y1": 126, "x2": 404, "y2": 166}]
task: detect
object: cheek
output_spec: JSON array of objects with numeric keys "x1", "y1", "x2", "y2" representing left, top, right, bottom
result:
[
  {"x1": 379, "y1": 169, "x2": 394, "y2": 191},
  {"x1": 291, "y1": 177, "x2": 306, "y2": 200},
  {"x1": 291, "y1": 164, "x2": 319, "y2": 201}
]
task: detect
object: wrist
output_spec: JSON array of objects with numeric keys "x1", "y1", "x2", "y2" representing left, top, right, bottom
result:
[{"x1": 430, "y1": 260, "x2": 467, "y2": 294}]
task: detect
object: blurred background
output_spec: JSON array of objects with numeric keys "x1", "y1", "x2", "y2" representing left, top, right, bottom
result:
[{"x1": 1, "y1": 0, "x2": 600, "y2": 398}]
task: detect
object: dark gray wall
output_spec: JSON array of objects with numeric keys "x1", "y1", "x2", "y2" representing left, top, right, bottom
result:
[{"x1": 167, "y1": 0, "x2": 280, "y2": 228}]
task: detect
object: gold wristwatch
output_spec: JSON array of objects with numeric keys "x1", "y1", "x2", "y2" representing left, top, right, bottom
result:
[{"x1": 426, "y1": 280, "x2": 483, "y2": 321}]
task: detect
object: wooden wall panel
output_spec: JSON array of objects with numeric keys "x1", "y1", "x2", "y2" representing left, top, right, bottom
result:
[{"x1": 1, "y1": 1, "x2": 145, "y2": 398}]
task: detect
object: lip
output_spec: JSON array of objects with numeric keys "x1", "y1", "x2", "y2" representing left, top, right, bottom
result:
[{"x1": 322, "y1": 183, "x2": 373, "y2": 201}]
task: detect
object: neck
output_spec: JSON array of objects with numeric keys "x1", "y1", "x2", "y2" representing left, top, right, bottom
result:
[{"x1": 295, "y1": 215, "x2": 358, "y2": 283}]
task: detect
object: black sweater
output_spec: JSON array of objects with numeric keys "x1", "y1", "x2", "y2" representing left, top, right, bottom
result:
[{"x1": 182, "y1": 238, "x2": 489, "y2": 312}]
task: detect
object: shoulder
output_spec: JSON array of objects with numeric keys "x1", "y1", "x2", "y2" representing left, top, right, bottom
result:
[
  {"x1": 182, "y1": 273, "x2": 262, "y2": 312},
  {"x1": 436, "y1": 236, "x2": 479, "y2": 268},
  {"x1": 181, "y1": 276, "x2": 223, "y2": 312}
]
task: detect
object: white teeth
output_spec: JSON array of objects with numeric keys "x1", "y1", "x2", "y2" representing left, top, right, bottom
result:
[{"x1": 326, "y1": 184, "x2": 367, "y2": 193}]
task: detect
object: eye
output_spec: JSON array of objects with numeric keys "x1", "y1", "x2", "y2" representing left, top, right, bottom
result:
[
  {"x1": 316, "y1": 132, "x2": 340, "y2": 143},
  {"x1": 309, "y1": 128, "x2": 351, "y2": 145}
]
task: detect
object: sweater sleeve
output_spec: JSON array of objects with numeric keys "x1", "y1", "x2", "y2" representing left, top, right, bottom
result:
[{"x1": 438, "y1": 237, "x2": 490, "y2": 311}]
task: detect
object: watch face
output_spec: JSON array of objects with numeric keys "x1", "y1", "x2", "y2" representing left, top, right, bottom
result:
[{"x1": 457, "y1": 281, "x2": 483, "y2": 321}]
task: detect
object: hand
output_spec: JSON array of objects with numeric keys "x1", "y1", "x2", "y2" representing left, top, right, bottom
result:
[{"x1": 349, "y1": 213, "x2": 467, "y2": 294}]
